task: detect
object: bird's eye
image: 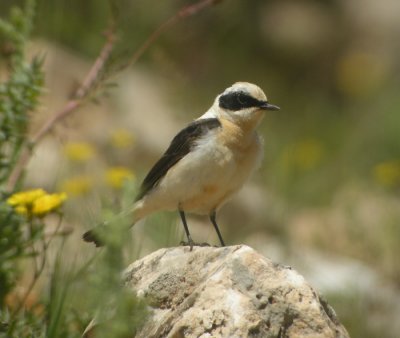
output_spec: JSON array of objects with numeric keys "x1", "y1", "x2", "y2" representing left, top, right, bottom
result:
[{"x1": 236, "y1": 93, "x2": 245, "y2": 105}]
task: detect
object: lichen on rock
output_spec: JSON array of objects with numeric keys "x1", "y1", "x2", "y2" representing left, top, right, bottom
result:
[{"x1": 122, "y1": 245, "x2": 349, "y2": 338}]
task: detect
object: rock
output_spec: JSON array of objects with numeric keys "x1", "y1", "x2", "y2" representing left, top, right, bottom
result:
[{"x1": 122, "y1": 245, "x2": 349, "y2": 338}]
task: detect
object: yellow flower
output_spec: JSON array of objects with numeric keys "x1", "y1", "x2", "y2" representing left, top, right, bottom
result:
[
  {"x1": 7, "y1": 188, "x2": 46, "y2": 207},
  {"x1": 60, "y1": 175, "x2": 93, "y2": 196},
  {"x1": 110, "y1": 129, "x2": 135, "y2": 149},
  {"x1": 15, "y1": 205, "x2": 28, "y2": 216},
  {"x1": 7, "y1": 189, "x2": 67, "y2": 217},
  {"x1": 105, "y1": 167, "x2": 135, "y2": 189},
  {"x1": 64, "y1": 142, "x2": 95, "y2": 162},
  {"x1": 373, "y1": 160, "x2": 400, "y2": 188},
  {"x1": 32, "y1": 193, "x2": 68, "y2": 217}
]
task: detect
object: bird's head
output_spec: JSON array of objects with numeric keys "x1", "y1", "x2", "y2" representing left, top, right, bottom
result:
[{"x1": 213, "y1": 82, "x2": 279, "y2": 128}]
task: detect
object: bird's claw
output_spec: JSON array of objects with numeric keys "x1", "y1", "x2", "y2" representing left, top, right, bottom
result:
[{"x1": 180, "y1": 240, "x2": 212, "y2": 251}]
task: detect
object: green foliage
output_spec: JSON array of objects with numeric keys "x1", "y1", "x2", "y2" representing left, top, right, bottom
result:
[
  {"x1": 87, "y1": 208, "x2": 148, "y2": 338},
  {"x1": 0, "y1": 0, "x2": 43, "y2": 185},
  {"x1": 0, "y1": 203, "x2": 26, "y2": 304},
  {"x1": 0, "y1": 307, "x2": 46, "y2": 337},
  {"x1": 0, "y1": 0, "x2": 43, "y2": 305},
  {"x1": 0, "y1": 2, "x2": 149, "y2": 337}
]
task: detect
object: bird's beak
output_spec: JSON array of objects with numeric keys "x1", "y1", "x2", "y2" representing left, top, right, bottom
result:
[{"x1": 259, "y1": 101, "x2": 280, "y2": 111}]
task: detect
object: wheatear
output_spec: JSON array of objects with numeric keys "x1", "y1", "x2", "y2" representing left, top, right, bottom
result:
[{"x1": 83, "y1": 82, "x2": 279, "y2": 248}]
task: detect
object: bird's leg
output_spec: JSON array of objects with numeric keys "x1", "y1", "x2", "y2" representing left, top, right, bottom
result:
[
  {"x1": 179, "y1": 210, "x2": 194, "y2": 251},
  {"x1": 210, "y1": 211, "x2": 226, "y2": 247}
]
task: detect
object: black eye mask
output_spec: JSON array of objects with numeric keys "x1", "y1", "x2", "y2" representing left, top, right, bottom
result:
[{"x1": 219, "y1": 91, "x2": 264, "y2": 111}]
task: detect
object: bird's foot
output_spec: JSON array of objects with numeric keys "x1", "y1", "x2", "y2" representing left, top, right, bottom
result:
[{"x1": 180, "y1": 240, "x2": 212, "y2": 251}]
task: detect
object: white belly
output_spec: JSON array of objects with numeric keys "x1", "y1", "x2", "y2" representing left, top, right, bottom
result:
[{"x1": 139, "y1": 130, "x2": 263, "y2": 215}]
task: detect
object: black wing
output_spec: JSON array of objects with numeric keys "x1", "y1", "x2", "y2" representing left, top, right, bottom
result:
[{"x1": 136, "y1": 117, "x2": 221, "y2": 200}]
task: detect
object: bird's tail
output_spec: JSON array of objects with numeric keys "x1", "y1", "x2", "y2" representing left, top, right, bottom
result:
[{"x1": 82, "y1": 200, "x2": 148, "y2": 247}]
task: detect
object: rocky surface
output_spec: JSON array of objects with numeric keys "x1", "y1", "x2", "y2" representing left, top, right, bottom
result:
[{"x1": 122, "y1": 245, "x2": 349, "y2": 338}]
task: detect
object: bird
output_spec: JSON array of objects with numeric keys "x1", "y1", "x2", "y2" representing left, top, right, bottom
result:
[{"x1": 83, "y1": 82, "x2": 279, "y2": 249}]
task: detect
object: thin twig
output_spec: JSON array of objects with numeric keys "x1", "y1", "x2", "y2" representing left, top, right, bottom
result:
[
  {"x1": 33, "y1": 32, "x2": 117, "y2": 145},
  {"x1": 6, "y1": 28, "x2": 117, "y2": 192},
  {"x1": 10, "y1": 214, "x2": 64, "y2": 319},
  {"x1": 6, "y1": 0, "x2": 222, "y2": 192},
  {"x1": 125, "y1": 0, "x2": 222, "y2": 70},
  {"x1": 11, "y1": 219, "x2": 44, "y2": 318}
]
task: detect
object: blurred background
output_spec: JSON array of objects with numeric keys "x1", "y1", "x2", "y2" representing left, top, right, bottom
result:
[{"x1": 1, "y1": 0, "x2": 400, "y2": 337}]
